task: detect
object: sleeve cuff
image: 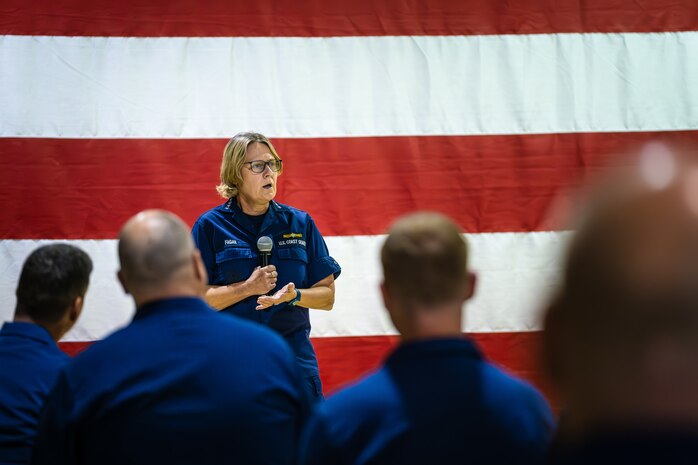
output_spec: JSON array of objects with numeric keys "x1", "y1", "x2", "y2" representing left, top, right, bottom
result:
[{"x1": 307, "y1": 256, "x2": 341, "y2": 285}]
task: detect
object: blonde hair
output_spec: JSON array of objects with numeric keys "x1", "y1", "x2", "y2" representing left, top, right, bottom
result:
[
  {"x1": 381, "y1": 212, "x2": 468, "y2": 307},
  {"x1": 216, "y1": 132, "x2": 283, "y2": 199}
]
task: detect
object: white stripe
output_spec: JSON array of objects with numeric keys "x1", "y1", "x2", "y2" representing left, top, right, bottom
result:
[
  {"x1": 0, "y1": 232, "x2": 570, "y2": 340},
  {"x1": 1, "y1": 33, "x2": 697, "y2": 139}
]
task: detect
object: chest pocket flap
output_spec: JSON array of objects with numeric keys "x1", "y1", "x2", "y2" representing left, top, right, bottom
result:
[
  {"x1": 214, "y1": 247, "x2": 256, "y2": 285},
  {"x1": 215, "y1": 247, "x2": 256, "y2": 263},
  {"x1": 278, "y1": 247, "x2": 308, "y2": 263}
]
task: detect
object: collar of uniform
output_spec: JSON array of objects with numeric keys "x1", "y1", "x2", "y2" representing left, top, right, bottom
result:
[
  {"x1": 221, "y1": 198, "x2": 282, "y2": 214},
  {"x1": 0, "y1": 321, "x2": 56, "y2": 346},
  {"x1": 220, "y1": 198, "x2": 283, "y2": 235},
  {"x1": 386, "y1": 337, "x2": 481, "y2": 366},
  {"x1": 133, "y1": 296, "x2": 213, "y2": 321}
]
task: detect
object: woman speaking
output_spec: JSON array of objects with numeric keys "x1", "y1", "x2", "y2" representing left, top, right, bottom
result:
[{"x1": 192, "y1": 132, "x2": 341, "y2": 403}]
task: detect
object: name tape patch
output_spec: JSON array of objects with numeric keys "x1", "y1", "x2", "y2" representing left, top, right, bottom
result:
[{"x1": 278, "y1": 239, "x2": 306, "y2": 247}]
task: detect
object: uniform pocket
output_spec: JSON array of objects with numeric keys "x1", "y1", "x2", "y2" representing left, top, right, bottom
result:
[
  {"x1": 277, "y1": 246, "x2": 308, "y2": 263},
  {"x1": 277, "y1": 247, "x2": 309, "y2": 288},
  {"x1": 216, "y1": 247, "x2": 255, "y2": 262},
  {"x1": 214, "y1": 247, "x2": 256, "y2": 284}
]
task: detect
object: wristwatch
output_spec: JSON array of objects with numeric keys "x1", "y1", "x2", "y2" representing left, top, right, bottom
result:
[{"x1": 288, "y1": 289, "x2": 301, "y2": 306}]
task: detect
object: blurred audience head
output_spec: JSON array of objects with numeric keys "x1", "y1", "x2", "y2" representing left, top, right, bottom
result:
[
  {"x1": 380, "y1": 212, "x2": 475, "y2": 339},
  {"x1": 543, "y1": 142, "x2": 698, "y2": 435},
  {"x1": 14, "y1": 243, "x2": 92, "y2": 341}
]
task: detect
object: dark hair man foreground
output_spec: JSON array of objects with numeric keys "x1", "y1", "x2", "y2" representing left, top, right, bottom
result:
[
  {"x1": 31, "y1": 210, "x2": 308, "y2": 465},
  {"x1": 0, "y1": 244, "x2": 92, "y2": 464},
  {"x1": 299, "y1": 212, "x2": 554, "y2": 465},
  {"x1": 544, "y1": 147, "x2": 698, "y2": 464}
]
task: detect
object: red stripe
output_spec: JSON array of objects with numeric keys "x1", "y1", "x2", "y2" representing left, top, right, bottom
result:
[
  {"x1": 3, "y1": 132, "x2": 698, "y2": 239},
  {"x1": 60, "y1": 331, "x2": 554, "y2": 404},
  {"x1": 1, "y1": 0, "x2": 696, "y2": 37}
]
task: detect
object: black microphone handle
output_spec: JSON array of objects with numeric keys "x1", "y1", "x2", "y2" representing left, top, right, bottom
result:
[{"x1": 260, "y1": 252, "x2": 273, "y2": 295}]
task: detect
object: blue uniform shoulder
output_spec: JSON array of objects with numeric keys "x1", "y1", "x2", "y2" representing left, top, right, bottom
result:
[
  {"x1": 322, "y1": 367, "x2": 402, "y2": 426},
  {"x1": 271, "y1": 201, "x2": 312, "y2": 222},
  {"x1": 193, "y1": 201, "x2": 229, "y2": 226},
  {"x1": 69, "y1": 320, "x2": 137, "y2": 366},
  {"x1": 481, "y1": 362, "x2": 548, "y2": 408},
  {"x1": 480, "y1": 361, "x2": 555, "y2": 438},
  {"x1": 304, "y1": 367, "x2": 408, "y2": 461},
  {"x1": 193, "y1": 200, "x2": 314, "y2": 226}
]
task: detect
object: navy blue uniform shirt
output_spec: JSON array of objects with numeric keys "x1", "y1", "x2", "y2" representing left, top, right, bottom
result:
[
  {"x1": 0, "y1": 322, "x2": 68, "y2": 464},
  {"x1": 192, "y1": 199, "x2": 341, "y2": 335},
  {"x1": 31, "y1": 297, "x2": 309, "y2": 465},
  {"x1": 192, "y1": 199, "x2": 341, "y2": 381},
  {"x1": 299, "y1": 338, "x2": 555, "y2": 465},
  {"x1": 547, "y1": 429, "x2": 698, "y2": 465}
]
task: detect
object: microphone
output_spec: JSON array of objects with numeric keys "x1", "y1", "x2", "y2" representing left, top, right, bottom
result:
[
  {"x1": 257, "y1": 236, "x2": 273, "y2": 267},
  {"x1": 257, "y1": 236, "x2": 274, "y2": 296}
]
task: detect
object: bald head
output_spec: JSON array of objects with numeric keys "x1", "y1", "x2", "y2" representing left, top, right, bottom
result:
[
  {"x1": 118, "y1": 210, "x2": 204, "y2": 301},
  {"x1": 544, "y1": 145, "x2": 698, "y2": 431}
]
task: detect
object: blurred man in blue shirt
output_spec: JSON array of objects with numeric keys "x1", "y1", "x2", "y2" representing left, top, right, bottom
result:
[
  {"x1": 32, "y1": 210, "x2": 308, "y2": 465},
  {"x1": 299, "y1": 212, "x2": 554, "y2": 465},
  {"x1": 543, "y1": 148, "x2": 698, "y2": 464},
  {"x1": 0, "y1": 243, "x2": 92, "y2": 464}
]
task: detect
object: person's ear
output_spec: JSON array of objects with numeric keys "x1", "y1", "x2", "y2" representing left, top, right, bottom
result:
[
  {"x1": 464, "y1": 271, "x2": 477, "y2": 301},
  {"x1": 69, "y1": 295, "x2": 84, "y2": 323},
  {"x1": 192, "y1": 249, "x2": 208, "y2": 287},
  {"x1": 541, "y1": 296, "x2": 567, "y2": 388},
  {"x1": 117, "y1": 270, "x2": 130, "y2": 295},
  {"x1": 381, "y1": 281, "x2": 401, "y2": 322},
  {"x1": 380, "y1": 281, "x2": 391, "y2": 312}
]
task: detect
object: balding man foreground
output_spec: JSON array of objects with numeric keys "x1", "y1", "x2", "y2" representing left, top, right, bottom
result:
[
  {"x1": 31, "y1": 210, "x2": 308, "y2": 465},
  {"x1": 544, "y1": 147, "x2": 698, "y2": 463},
  {"x1": 299, "y1": 212, "x2": 554, "y2": 465}
]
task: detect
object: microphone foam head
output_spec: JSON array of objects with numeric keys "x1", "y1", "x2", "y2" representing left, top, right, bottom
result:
[{"x1": 257, "y1": 235, "x2": 273, "y2": 253}]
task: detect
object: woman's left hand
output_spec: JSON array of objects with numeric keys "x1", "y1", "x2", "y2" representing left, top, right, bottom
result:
[{"x1": 256, "y1": 282, "x2": 296, "y2": 310}]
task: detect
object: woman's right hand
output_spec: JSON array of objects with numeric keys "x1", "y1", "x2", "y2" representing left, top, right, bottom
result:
[{"x1": 245, "y1": 265, "x2": 277, "y2": 295}]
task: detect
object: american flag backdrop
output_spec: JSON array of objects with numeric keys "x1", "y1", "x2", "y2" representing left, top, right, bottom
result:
[{"x1": 1, "y1": 1, "x2": 698, "y2": 396}]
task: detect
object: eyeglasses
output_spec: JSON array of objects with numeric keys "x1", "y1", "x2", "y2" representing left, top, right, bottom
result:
[{"x1": 243, "y1": 159, "x2": 283, "y2": 174}]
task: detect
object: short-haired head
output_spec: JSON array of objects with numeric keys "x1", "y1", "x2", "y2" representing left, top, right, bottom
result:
[
  {"x1": 15, "y1": 243, "x2": 92, "y2": 325},
  {"x1": 543, "y1": 143, "x2": 698, "y2": 431},
  {"x1": 217, "y1": 132, "x2": 282, "y2": 199},
  {"x1": 381, "y1": 212, "x2": 469, "y2": 309},
  {"x1": 118, "y1": 210, "x2": 202, "y2": 298}
]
